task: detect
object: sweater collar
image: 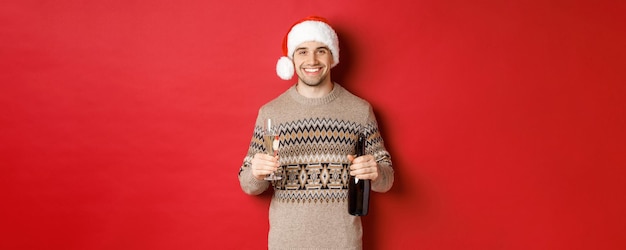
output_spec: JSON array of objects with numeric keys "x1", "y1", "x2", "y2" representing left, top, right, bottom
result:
[{"x1": 289, "y1": 83, "x2": 344, "y2": 105}]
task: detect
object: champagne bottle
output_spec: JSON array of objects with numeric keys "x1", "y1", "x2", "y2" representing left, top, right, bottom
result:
[{"x1": 348, "y1": 134, "x2": 370, "y2": 216}]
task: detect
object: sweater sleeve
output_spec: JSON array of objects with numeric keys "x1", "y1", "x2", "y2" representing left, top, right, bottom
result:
[
  {"x1": 372, "y1": 160, "x2": 394, "y2": 193},
  {"x1": 237, "y1": 110, "x2": 270, "y2": 195},
  {"x1": 365, "y1": 106, "x2": 394, "y2": 193},
  {"x1": 238, "y1": 161, "x2": 270, "y2": 195}
]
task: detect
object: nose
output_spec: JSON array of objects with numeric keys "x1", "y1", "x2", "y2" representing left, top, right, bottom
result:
[{"x1": 305, "y1": 52, "x2": 318, "y2": 64}]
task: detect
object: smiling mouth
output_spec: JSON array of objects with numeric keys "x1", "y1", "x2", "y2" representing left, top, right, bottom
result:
[{"x1": 303, "y1": 68, "x2": 321, "y2": 73}]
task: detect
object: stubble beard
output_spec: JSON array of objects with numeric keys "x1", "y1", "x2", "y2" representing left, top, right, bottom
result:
[{"x1": 298, "y1": 74, "x2": 327, "y2": 87}]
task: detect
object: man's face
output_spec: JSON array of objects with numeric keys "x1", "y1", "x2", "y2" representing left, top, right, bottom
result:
[{"x1": 292, "y1": 41, "x2": 334, "y2": 87}]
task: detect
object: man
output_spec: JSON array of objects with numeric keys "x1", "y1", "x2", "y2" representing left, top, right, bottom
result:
[{"x1": 238, "y1": 16, "x2": 394, "y2": 249}]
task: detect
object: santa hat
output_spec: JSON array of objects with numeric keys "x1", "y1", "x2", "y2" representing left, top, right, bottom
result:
[{"x1": 276, "y1": 16, "x2": 340, "y2": 80}]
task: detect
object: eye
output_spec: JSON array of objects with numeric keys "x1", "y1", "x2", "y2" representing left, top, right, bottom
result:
[
  {"x1": 316, "y1": 49, "x2": 328, "y2": 55},
  {"x1": 296, "y1": 50, "x2": 307, "y2": 56}
]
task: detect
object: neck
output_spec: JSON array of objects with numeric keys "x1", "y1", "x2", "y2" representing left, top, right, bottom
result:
[{"x1": 296, "y1": 78, "x2": 334, "y2": 98}]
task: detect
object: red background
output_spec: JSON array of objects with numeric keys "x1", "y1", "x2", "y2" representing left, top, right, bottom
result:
[{"x1": 2, "y1": 0, "x2": 625, "y2": 249}]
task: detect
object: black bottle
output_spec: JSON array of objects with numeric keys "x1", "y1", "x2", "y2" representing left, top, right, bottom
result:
[{"x1": 348, "y1": 134, "x2": 370, "y2": 216}]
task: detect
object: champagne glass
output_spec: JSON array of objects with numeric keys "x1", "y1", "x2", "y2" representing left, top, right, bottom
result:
[{"x1": 263, "y1": 118, "x2": 282, "y2": 181}]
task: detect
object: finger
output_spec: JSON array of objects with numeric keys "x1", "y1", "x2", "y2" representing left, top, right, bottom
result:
[
  {"x1": 353, "y1": 154, "x2": 375, "y2": 164},
  {"x1": 259, "y1": 160, "x2": 279, "y2": 169},
  {"x1": 352, "y1": 166, "x2": 379, "y2": 179},
  {"x1": 349, "y1": 164, "x2": 374, "y2": 175},
  {"x1": 350, "y1": 157, "x2": 376, "y2": 170},
  {"x1": 253, "y1": 168, "x2": 277, "y2": 175},
  {"x1": 350, "y1": 162, "x2": 379, "y2": 177},
  {"x1": 352, "y1": 169, "x2": 376, "y2": 179},
  {"x1": 254, "y1": 153, "x2": 279, "y2": 162},
  {"x1": 355, "y1": 172, "x2": 378, "y2": 180},
  {"x1": 254, "y1": 153, "x2": 277, "y2": 161},
  {"x1": 347, "y1": 155, "x2": 355, "y2": 162},
  {"x1": 252, "y1": 169, "x2": 276, "y2": 180},
  {"x1": 251, "y1": 158, "x2": 278, "y2": 171}
]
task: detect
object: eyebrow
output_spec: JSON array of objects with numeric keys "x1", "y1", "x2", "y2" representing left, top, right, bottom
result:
[{"x1": 295, "y1": 46, "x2": 330, "y2": 51}]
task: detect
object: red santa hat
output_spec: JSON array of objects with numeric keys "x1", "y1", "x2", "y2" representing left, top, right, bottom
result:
[{"x1": 276, "y1": 16, "x2": 340, "y2": 80}]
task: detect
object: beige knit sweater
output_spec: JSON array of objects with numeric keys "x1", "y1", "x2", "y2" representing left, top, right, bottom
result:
[{"x1": 238, "y1": 84, "x2": 394, "y2": 250}]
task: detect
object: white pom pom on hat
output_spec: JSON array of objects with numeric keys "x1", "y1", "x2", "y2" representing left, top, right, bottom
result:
[
  {"x1": 276, "y1": 56, "x2": 295, "y2": 80},
  {"x1": 275, "y1": 16, "x2": 340, "y2": 80}
]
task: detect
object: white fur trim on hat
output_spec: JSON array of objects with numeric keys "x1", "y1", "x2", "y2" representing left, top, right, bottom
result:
[{"x1": 276, "y1": 56, "x2": 295, "y2": 80}]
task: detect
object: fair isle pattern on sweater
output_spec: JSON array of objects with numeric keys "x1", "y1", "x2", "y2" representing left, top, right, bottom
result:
[{"x1": 247, "y1": 117, "x2": 391, "y2": 203}]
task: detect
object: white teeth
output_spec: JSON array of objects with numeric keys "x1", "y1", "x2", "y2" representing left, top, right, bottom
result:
[{"x1": 304, "y1": 68, "x2": 319, "y2": 73}]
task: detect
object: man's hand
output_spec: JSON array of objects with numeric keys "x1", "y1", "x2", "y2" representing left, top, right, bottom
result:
[
  {"x1": 250, "y1": 153, "x2": 279, "y2": 180},
  {"x1": 348, "y1": 154, "x2": 379, "y2": 182}
]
